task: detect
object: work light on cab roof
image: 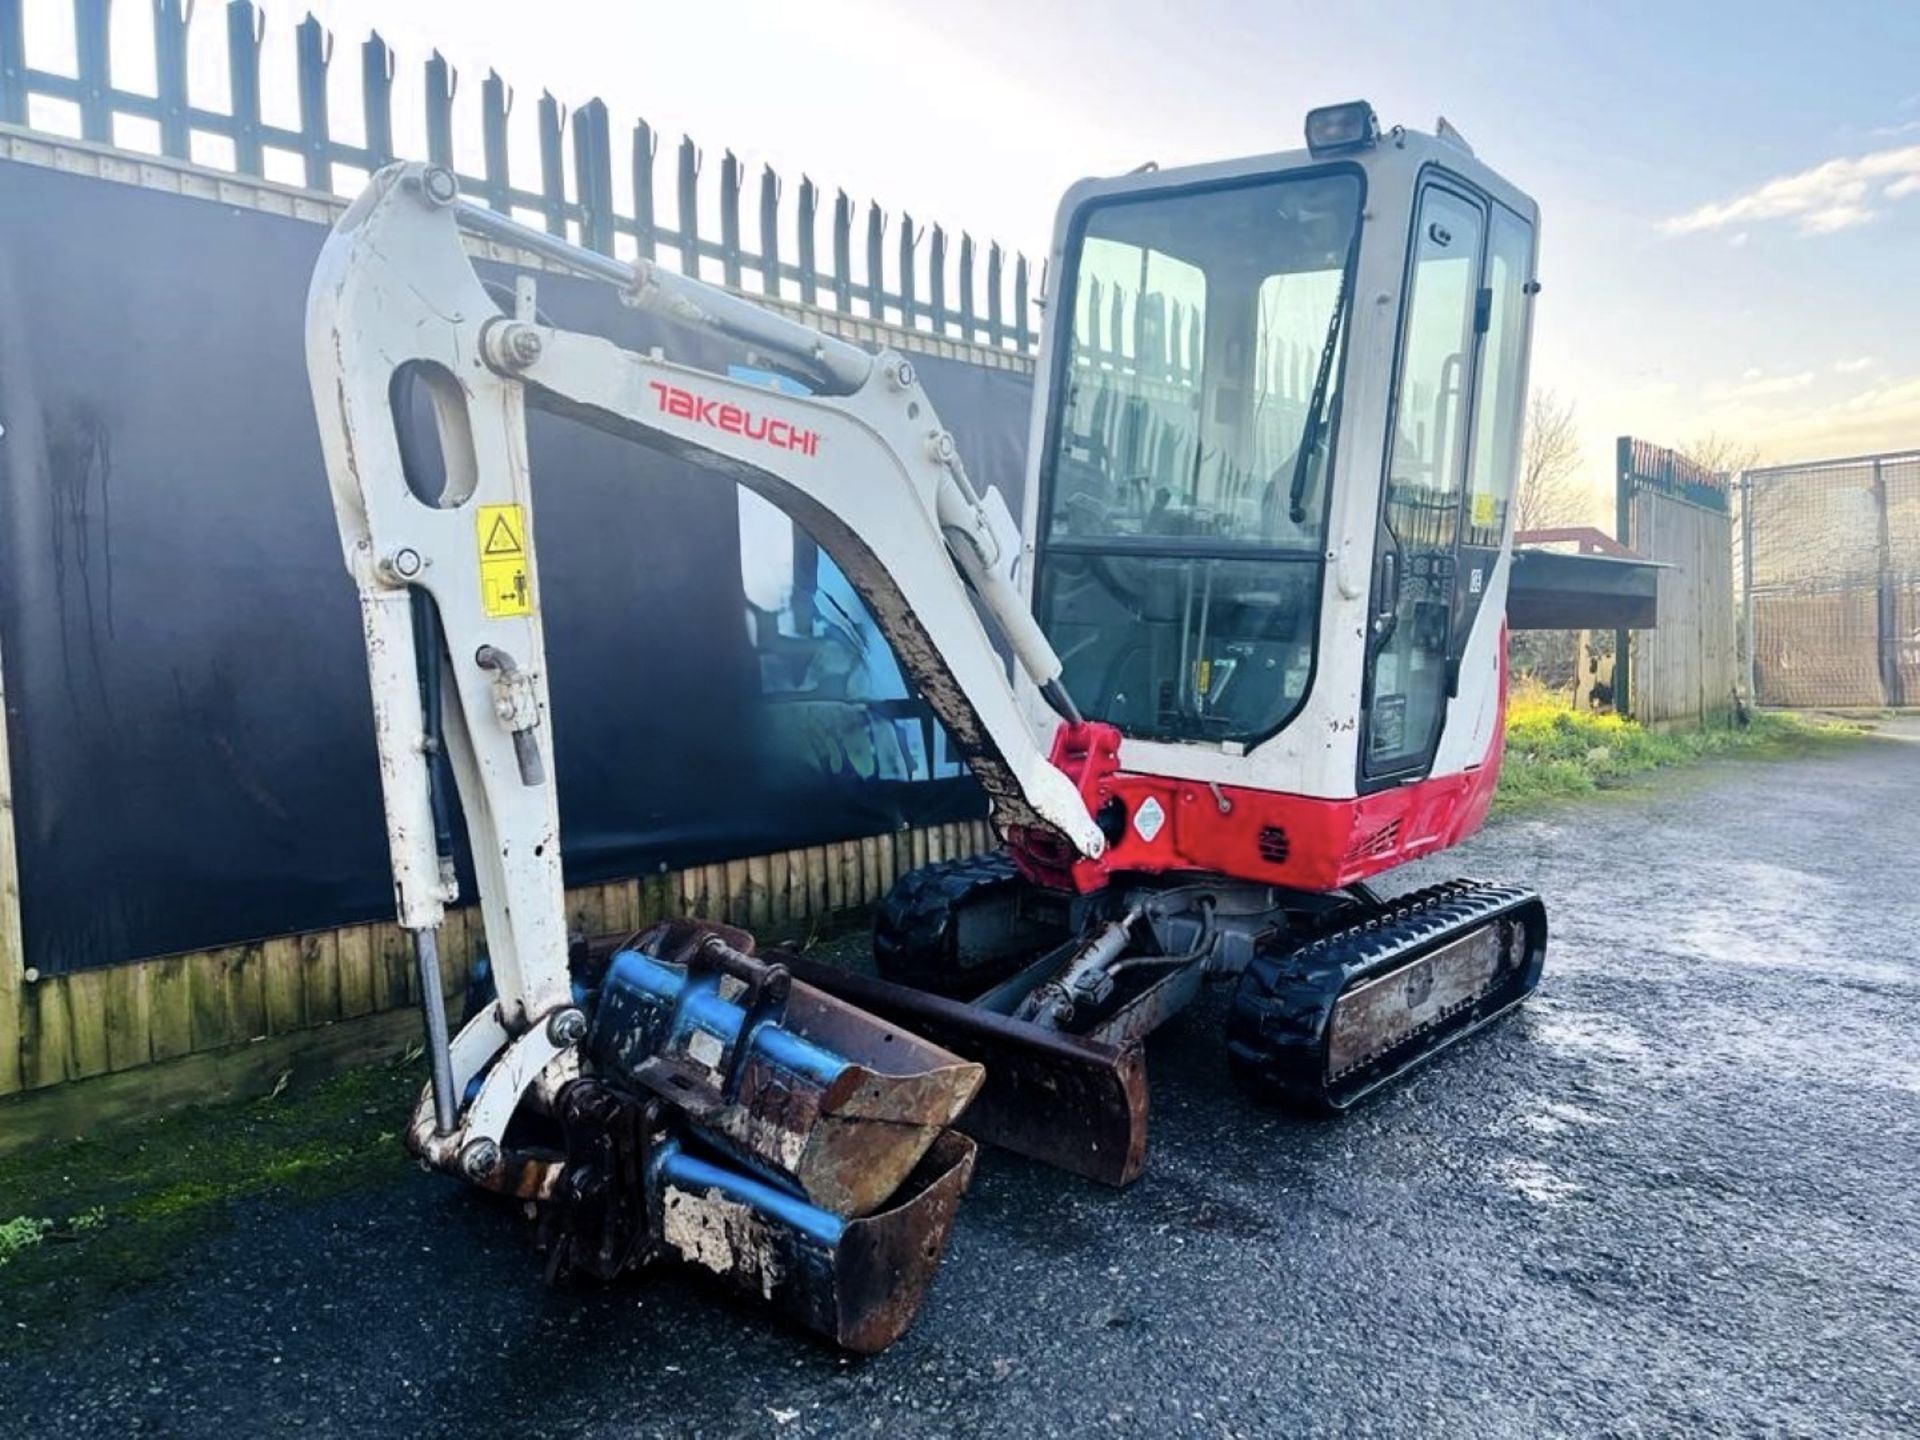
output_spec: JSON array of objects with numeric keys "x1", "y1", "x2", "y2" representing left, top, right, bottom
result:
[{"x1": 1304, "y1": 100, "x2": 1381, "y2": 157}]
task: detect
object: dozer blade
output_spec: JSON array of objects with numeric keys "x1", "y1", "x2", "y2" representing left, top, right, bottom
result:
[
  {"x1": 589, "y1": 921, "x2": 984, "y2": 1216},
  {"x1": 1227, "y1": 880, "x2": 1548, "y2": 1112},
  {"x1": 780, "y1": 954, "x2": 1152, "y2": 1188}
]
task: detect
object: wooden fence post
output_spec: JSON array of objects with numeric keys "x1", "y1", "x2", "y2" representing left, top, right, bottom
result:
[{"x1": 1614, "y1": 436, "x2": 1633, "y2": 718}]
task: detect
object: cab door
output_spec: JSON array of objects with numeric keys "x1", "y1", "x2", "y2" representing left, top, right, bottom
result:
[{"x1": 1361, "y1": 181, "x2": 1488, "y2": 783}]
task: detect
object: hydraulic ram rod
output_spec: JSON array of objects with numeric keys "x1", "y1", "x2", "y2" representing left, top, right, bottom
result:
[{"x1": 413, "y1": 929, "x2": 458, "y2": 1134}]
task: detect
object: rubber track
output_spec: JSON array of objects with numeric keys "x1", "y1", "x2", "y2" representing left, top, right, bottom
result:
[
  {"x1": 1225, "y1": 878, "x2": 1548, "y2": 1113},
  {"x1": 873, "y1": 850, "x2": 1027, "y2": 996}
]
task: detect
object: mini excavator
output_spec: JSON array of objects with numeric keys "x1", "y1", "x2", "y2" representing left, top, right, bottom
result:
[{"x1": 306, "y1": 103, "x2": 1547, "y2": 1351}]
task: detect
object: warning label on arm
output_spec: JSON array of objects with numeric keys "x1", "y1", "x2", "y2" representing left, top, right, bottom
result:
[{"x1": 476, "y1": 503, "x2": 532, "y2": 617}]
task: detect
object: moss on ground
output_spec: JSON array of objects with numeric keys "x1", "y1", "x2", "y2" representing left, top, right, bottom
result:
[
  {"x1": 0, "y1": 1057, "x2": 421, "y2": 1354},
  {"x1": 1494, "y1": 688, "x2": 1869, "y2": 813}
]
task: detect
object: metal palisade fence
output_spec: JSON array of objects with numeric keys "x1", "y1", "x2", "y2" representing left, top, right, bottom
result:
[
  {"x1": 0, "y1": 0, "x2": 1041, "y2": 349},
  {"x1": 1742, "y1": 450, "x2": 1920, "y2": 709}
]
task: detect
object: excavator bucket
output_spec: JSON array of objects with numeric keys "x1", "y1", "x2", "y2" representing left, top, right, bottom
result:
[
  {"x1": 590, "y1": 921, "x2": 984, "y2": 1214},
  {"x1": 530, "y1": 1071, "x2": 977, "y2": 1354},
  {"x1": 421, "y1": 920, "x2": 987, "y2": 1350},
  {"x1": 581, "y1": 923, "x2": 1155, "y2": 1188},
  {"x1": 648, "y1": 1128, "x2": 977, "y2": 1354}
]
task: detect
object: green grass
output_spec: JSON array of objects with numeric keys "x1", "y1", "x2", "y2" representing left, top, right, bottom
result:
[
  {"x1": 1494, "y1": 686, "x2": 1868, "y2": 813},
  {"x1": 0, "y1": 1057, "x2": 422, "y2": 1353}
]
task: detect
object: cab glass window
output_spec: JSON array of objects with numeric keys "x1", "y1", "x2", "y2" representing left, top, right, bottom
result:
[{"x1": 1035, "y1": 169, "x2": 1364, "y2": 745}]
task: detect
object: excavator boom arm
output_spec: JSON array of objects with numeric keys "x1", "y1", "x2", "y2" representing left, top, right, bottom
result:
[{"x1": 305, "y1": 162, "x2": 1101, "y2": 1082}]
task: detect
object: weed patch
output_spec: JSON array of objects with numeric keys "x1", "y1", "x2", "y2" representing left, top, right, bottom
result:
[{"x1": 1496, "y1": 689, "x2": 1866, "y2": 812}]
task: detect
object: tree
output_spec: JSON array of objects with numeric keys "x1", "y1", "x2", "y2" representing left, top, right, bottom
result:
[
  {"x1": 1677, "y1": 432, "x2": 1762, "y2": 479},
  {"x1": 1676, "y1": 431, "x2": 1769, "y2": 575},
  {"x1": 1516, "y1": 388, "x2": 1588, "y2": 534},
  {"x1": 1510, "y1": 391, "x2": 1602, "y2": 693}
]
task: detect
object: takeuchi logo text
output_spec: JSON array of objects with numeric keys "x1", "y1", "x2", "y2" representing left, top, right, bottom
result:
[{"x1": 647, "y1": 381, "x2": 821, "y2": 456}]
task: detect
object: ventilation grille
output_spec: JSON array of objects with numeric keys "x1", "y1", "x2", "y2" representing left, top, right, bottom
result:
[
  {"x1": 1257, "y1": 826, "x2": 1290, "y2": 864},
  {"x1": 1343, "y1": 818, "x2": 1402, "y2": 863}
]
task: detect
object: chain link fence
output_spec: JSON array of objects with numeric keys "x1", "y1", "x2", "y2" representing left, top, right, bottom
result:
[{"x1": 1743, "y1": 451, "x2": 1920, "y2": 708}]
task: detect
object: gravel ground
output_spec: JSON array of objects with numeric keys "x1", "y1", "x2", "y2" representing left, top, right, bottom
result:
[{"x1": 4, "y1": 721, "x2": 1917, "y2": 1438}]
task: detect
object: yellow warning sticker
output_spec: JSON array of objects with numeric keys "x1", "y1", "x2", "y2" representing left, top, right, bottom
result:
[
  {"x1": 1471, "y1": 491, "x2": 1497, "y2": 529},
  {"x1": 476, "y1": 503, "x2": 532, "y2": 617}
]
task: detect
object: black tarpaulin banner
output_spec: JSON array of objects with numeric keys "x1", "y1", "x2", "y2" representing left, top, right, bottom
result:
[{"x1": 0, "y1": 162, "x2": 1033, "y2": 973}]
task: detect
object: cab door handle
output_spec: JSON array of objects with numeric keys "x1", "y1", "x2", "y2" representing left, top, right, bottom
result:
[{"x1": 1372, "y1": 548, "x2": 1401, "y2": 643}]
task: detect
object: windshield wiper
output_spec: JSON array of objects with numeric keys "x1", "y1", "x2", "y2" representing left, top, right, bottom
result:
[{"x1": 1287, "y1": 246, "x2": 1358, "y2": 526}]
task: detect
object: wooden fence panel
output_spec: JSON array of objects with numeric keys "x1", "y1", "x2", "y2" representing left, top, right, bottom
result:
[
  {"x1": 21, "y1": 975, "x2": 75, "y2": 1089},
  {"x1": 61, "y1": 969, "x2": 112, "y2": 1080},
  {"x1": 1618, "y1": 439, "x2": 1737, "y2": 726},
  {"x1": 0, "y1": 815, "x2": 996, "y2": 1117},
  {"x1": 301, "y1": 931, "x2": 341, "y2": 1028},
  {"x1": 102, "y1": 960, "x2": 153, "y2": 1073},
  {"x1": 336, "y1": 924, "x2": 375, "y2": 1019},
  {"x1": 145, "y1": 954, "x2": 194, "y2": 1064}
]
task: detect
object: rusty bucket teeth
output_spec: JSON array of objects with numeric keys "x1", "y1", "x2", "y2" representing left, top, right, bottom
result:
[{"x1": 587, "y1": 925, "x2": 984, "y2": 1216}]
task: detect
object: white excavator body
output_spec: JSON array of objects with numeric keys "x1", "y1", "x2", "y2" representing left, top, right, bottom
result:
[{"x1": 304, "y1": 104, "x2": 1547, "y2": 1351}]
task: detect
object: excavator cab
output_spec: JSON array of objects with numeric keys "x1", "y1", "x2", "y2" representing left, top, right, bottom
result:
[
  {"x1": 1022, "y1": 103, "x2": 1539, "y2": 815},
  {"x1": 870, "y1": 106, "x2": 1547, "y2": 1157}
]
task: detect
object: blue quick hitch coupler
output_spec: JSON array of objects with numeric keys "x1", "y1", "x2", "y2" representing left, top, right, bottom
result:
[{"x1": 586, "y1": 923, "x2": 983, "y2": 1216}]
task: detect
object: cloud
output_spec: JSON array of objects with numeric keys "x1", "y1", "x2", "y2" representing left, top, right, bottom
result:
[
  {"x1": 1708, "y1": 370, "x2": 1816, "y2": 402},
  {"x1": 1661, "y1": 143, "x2": 1920, "y2": 236},
  {"x1": 1728, "y1": 231, "x2": 1750, "y2": 247},
  {"x1": 1870, "y1": 118, "x2": 1920, "y2": 139},
  {"x1": 1833, "y1": 356, "x2": 1875, "y2": 374},
  {"x1": 1757, "y1": 373, "x2": 1920, "y2": 460},
  {"x1": 1799, "y1": 203, "x2": 1876, "y2": 233},
  {"x1": 1667, "y1": 371, "x2": 1920, "y2": 467}
]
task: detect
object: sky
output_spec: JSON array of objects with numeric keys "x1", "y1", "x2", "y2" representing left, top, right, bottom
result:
[{"x1": 25, "y1": 0, "x2": 1920, "y2": 520}]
